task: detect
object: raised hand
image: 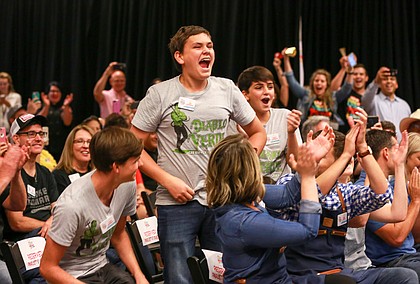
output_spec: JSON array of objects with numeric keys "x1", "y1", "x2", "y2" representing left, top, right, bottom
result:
[
  {"x1": 353, "y1": 108, "x2": 368, "y2": 152},
  {"x1": 287, "y1": 109, "x2": 302, "y2": 134},
  {"x1": 105, "y1": 62, "x2": 119, "y2": 76},
  {"x1": 343, "y1": 123, "x2": 359, "y2": 158},
  {"x1": 392, "y1": 130, "x2": 408, "y2": 167},
  {"x1": 306, "y1": 125, "x2": 335, "y2": 162},
  {"x1": 408, "y1": 167, "x2": 420, "y2": 202},
  {"x1": 0, "y1": 142, "x2": 7, "y2": 157},
  {"x1": 41, "y1": 92, "x2": 50, "y2": 107},
  {"x1": 374, "y1": 67, "x2": 391, "y2": 84},
  {"x1": 0, "y1": 144, "x2": 26, "y2": 179},
  {"x1": 63, "y1": 93, "x2": 73, "y2": 106},
  {"x1": 273, "y1": 57, "x2": 282, "y2": 70},
  {"x1": 289, "y1": 143, "x2": 317, "y2": 177}
]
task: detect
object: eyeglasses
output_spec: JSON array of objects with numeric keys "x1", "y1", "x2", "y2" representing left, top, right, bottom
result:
[
  {"x1": 17, "y1": 131, "x2": 47, "y2": 139},
  {"x1": 73, "y1": 139, "x2": 91, "y2": 146}
]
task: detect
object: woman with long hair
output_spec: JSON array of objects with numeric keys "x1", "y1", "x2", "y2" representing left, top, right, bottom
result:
[
  {"x1": 282, "y1": 49, "x2": 353, "y2": 128},
  {"x1": 52, "y1": 124, "x2": 94, "y2": 194},
  {"x1": 206, "y1": 134, "x2": 355, "y2": 284}
]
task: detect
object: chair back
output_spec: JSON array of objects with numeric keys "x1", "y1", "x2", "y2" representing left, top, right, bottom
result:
[
  {"x1": 187, "y1": 255, "x2": 222, "y2": 284},
  {"x1": 0, "y1": 236, "x2": 46, "y2": 284},
  {"x1": 126, "y1": 219, "x2": 164, "y2": 283},
  {"x1": 141, "y1": 191, "x2": 156, "y2": 217},
  {"x1": 0, "y1": 241, "x2": 25, "y2": 284}
]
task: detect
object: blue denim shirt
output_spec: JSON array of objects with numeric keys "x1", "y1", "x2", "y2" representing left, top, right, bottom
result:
[{"x1": 214, "y1": 177, "x2": 321, "y2": 284}]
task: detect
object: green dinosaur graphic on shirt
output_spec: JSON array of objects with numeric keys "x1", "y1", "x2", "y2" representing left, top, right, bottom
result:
[{"x1": 170, "y1": 104, "x2": 189, "y2": 153}]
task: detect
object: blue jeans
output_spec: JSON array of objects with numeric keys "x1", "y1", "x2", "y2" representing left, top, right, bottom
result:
[
  {"x1": 381, "y1": 253, "x2": 420, "y2": 281},
  {"x1": 157, "y1": 201, "x2": 221, "y2": 284},
  {"x1": 374, "y1": 266, "x2": 418, "y2": 284}
]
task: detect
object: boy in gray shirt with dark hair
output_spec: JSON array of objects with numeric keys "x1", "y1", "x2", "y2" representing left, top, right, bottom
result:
[{"x1": 131, "y1": 25, "x2": 266, "y2": 283}]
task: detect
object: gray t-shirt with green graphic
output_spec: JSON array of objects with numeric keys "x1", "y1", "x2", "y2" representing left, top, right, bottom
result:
[
  {"x1": 48, "y1": 171, "x2": 136, "y2": 278},
  {"x1": 228, "y1": 108, "x2": 302, "y2": 183},
  {"x1": 132, "y1": 75, "x2": 256, "y2": 206}
]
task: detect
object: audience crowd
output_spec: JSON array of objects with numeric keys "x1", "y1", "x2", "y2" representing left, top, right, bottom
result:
[{"x1": 0, "y1": 24, "x2": 419, "y2": 283}]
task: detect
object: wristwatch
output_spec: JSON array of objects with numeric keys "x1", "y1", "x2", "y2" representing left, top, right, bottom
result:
[{"x1": 358, "y1": 146, "x2": 372, "y2": 158}]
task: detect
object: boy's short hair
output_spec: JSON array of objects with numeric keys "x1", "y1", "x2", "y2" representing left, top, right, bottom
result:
[
  {"x1": 237, "y1": 66, "x2": 275, "y2": 92},
  {"x1": 90, "y1": 126, "x2": 143, "y2": 172},
  {"x1": 380, "y1": 120, "x2": 396, "y2": 136},
  {"x1": 104, "y1": 113, "x2": 129, "y2": 129},
  {"x1": 353, "y1": 64, "x2": 368, "y2": 76},
  {"x1": 168, "y1": 25, "x2": 211, "y2": 72},
  {"x1": 366, "y1": 129, "x2": 395, "y2": 160}
]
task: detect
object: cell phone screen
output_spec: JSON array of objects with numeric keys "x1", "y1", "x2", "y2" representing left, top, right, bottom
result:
[
  {"x1": 367, "y1": 116, "x2": 379, "y2": 128},
  {"x1": 348, "y1": 53, "x2": 357, "y2": 67},
  {"x1": 32, "y1": 92, "x2": 41, "y2": 103},
  {"x1": 0, "y1": 127, "x2": 7, "y2": 143}
]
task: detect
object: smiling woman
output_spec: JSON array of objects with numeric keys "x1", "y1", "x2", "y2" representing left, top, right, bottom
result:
[
  {"x1": 282, "y1": 51, "x2": 353, "y2": 129},
  {"x1": 52, "y1": 124, "x2": 94, "y2": 195}
]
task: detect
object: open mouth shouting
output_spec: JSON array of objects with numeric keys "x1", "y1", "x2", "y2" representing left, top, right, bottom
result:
[
  {"x1": 261, "y1": 97, "x2": 271, "y2": 105},
  {"x1": 199, "y1": 57, "x2": 211, "y2": 69}
]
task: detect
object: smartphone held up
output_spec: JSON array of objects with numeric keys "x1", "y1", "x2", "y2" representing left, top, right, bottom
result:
[
  {"x1": 367, "y1": 116, "x2": 379, "y2": 129},
  {"x1": 0, "y1": 127, "x2": 7, "y2": 143}
]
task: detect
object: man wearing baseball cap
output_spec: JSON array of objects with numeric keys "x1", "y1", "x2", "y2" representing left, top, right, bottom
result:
[{"x1": 1, "y1": 114, "x2": 59, "y2": 282}]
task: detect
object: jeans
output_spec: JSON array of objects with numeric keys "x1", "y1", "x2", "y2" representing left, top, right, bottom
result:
[
  {"x1": 157, "y1": 201, "x2": 221, "y2": 284},
  {"x1": 106, "y1": 247, "x2": 126, "y2": 270},
  {"x1": 381, "y1": 253, "x2": 420, "y2": 281},
  {"x1": 77, "y1": 263, "x2": 134, "y2": 284},
  {"x1": 0, "y1": 260, "x2": 12, "y2": 284},
  {"x1": 374, "y1": 266, "x2": 418, "y2": 284}
]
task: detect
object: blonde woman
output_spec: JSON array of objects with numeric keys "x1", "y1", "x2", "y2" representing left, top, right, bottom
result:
[
  {"x1": 206, "y1": 134, "x2": 354, "y2": 284},
  {"x1": 282, "y1": 50, "x2": 353, "y2": 128},
  {"x1": 52, "y1": 124, "x2": 94, "y2": 194},
  {"x1": 406, "y1": 133, "x2": 420, "y2": 247}
]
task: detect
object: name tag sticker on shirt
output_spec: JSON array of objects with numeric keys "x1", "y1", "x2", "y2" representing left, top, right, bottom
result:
[
  {"x1": 27, "y1": 184, "x2": 36, "y2": 197},
  {"x1": 266, "y1": 133, "x2": 281, "y2": 145},
  {"x1": 178, "y1": 97, "x2": 195, "y2": 111},
  {"x1": 100, "y1": 215, "x2": 116, "y2": 234},
  {"x1": 136, "y1": 216, "x2": 159, "y2": 246},
  {"x1": 337, "y1": 212, "x2": 348, "y2": 227},
  {"x1": 68, "y1": 173, "x2": 81, "y2": 183}
]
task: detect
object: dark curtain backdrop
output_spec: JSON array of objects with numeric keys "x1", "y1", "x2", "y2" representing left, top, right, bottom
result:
[{"x1": 0, "y1": 0, "x2": 418, "y2": 124}]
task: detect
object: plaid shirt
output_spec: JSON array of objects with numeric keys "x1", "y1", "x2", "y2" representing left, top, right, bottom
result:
[{"x1": 271, "y1": 173, "x2": 392, "y2": 222}]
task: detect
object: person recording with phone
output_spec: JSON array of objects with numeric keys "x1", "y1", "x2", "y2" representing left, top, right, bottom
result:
[
  {"x1": 282, "y1": 47, "x2": 353, "y2": 130},
  {"x1": 93, "y1": 62, "x2": 134, "y2": 119},
  {"x1": 361, "y1": 67, "x2": 411, "y2": 140},
  {"x1": 331, "y1": 53, "x2": 371, "y2": 133}
]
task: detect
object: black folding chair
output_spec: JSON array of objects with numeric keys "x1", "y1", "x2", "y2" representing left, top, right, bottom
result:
[
  {"x1": 1, "y1": 236, "x2": 46, "y2": 284},
  {"x1": 187, "y1": 255, "x2": 221, "y2": 284},
  {"x1": 141, "y1": 191, "x2": 157, "y2": 217},
  {"x1": 126, "y1": 219, "x2": 164, "y2": 284},
  {"x1": 0, "y1": 239, "x2": 37, "y2": 284}
]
